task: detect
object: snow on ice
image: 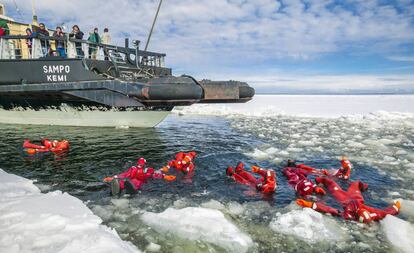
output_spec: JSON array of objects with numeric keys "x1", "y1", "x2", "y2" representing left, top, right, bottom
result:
[
  {"x1": 141, "y1": 206, "x2": 253, "y2": 253},
  {"x1": 269, "y1": 207, "x2": 346, "y2": 243},
  {"x1": 0, "y1": 169, "x2": 141, "y2": 253},
  {"x1": 381, "y1": 215, "x2": 414, "y2": 253}
]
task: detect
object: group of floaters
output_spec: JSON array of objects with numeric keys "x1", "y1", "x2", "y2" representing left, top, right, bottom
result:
[
  {"x1": 103, "y1": 151, "x2": 197, "y2": 195},
  {"x1": 226, "y1": 157, "x2": 400, "y2": 223},
  {"x1": 22, "y1": 139, "x2": 401, "y2": 224}
]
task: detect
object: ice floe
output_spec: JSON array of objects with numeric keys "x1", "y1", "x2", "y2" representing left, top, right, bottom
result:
[
  {"x1": 269, "y1": 207, "x2": 347, "y2": 243},
  {"x1": 381, "y1": 215, "x2": 414, "y2": 253},
  {"x1": 141, "y1": 207, "x2": 253, "y2": 253},
  {"x1": 0, "y1": 169, "x2": 141, "y2": 253}
]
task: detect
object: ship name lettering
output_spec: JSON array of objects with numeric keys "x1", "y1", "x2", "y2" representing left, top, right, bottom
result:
[
  {"x1": 46, "y1": 75, "x2": 67, "y2": 82},
  {"x1": 43, "y1": 65, "x2": 70, "y2": 74}
]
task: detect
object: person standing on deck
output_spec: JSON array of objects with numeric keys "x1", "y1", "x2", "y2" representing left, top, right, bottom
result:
[
  {"x1": 53, "y1": 26, "x2": 66, "y2": 58},
  {"x1": 88, "y1": 28, "x2": 101, "y2": 60},
  {"x1": 37, "y1": 23, "x2": 50, "y2": 56},
  {"x1": 101, "y1": 28, "x2": 111, "y2": 60},
  {"x1": 69, "y1": 25, "x2": 84, "y2": 57}
]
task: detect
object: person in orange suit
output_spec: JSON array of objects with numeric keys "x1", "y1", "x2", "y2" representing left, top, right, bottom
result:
[
  {"x1": 288, "y1": 157, "x2": 353, "y2": 180},
  {"x1": 23, "y1": 139, "x2": 70, "y2": 154},
  {"x1": 162, "y1": 151, "x2": 197, "y2": 174},
  {"x1": 226, "y1": 162, "x2": 276, "y2": 194},
  {"x1": 296, "y1": 177, "x2": 401, "y2": 223},
  {"x1": 283, "y1": 159, "x2": 326, "y2": 196},
  {"x1": 104, "y1": 157, "x2": 176, "y2": 195}
]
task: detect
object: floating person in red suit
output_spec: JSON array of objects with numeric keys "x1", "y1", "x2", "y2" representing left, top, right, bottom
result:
[
  {"x1": 161, "y1": 151, "x2": 197, "y2": 174},
  {"x1": 287, "y1": 157, "x2": 353, "y2": 180},
  {"x1": 296, "y1": 177, "x2": 401, "y2": 223},
  {"x1": 104, "y1": 157, "x2": 176, "y2": 195},
  {"x1": 283, "y1": 159, "x2": 326, "y2": 196},
  {"x1": 23, "y1": 138, "x2": 70, "y2": 154},
  {"x1": 226, "y1": 162, "x2": 276, "y2": 194}
]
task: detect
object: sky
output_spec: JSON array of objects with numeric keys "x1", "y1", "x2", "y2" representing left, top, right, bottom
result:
[{"x1": 2, "y1": 0, "x2": 414, "y2": 93}]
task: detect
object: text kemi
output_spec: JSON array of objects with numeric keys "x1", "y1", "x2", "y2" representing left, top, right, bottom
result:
[{"x1": 43, "y1": 65, "x2": 70, "y2": 82}]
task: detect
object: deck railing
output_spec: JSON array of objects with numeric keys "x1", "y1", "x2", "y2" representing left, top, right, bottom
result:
[{"x1": 0, "y1": 34, "x2": 166, "y2": 68}]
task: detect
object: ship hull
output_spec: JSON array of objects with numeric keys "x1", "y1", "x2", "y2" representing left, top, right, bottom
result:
[{"x1": 0, "y1": 107, "x2": 171, "y2": 127}]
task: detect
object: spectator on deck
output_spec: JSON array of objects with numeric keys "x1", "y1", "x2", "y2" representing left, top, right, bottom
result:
[
  {"x1": 25, "y1": 28, "x2": 33, "y2": 57},
  {"x1": 37, "y1": 23, "x2": 50, "y2": 56},
  {"x1": 53, "y1": 26, "x2": 66, "y2": 58},
  {"x1": 0, "y1": 20, "x2": 9, "y2": 36},
  {"x1": 87, "y1": 27, "x2": 101, "y2": 59},
  {"x1": 102, "y1": 27, "x2": 111, "y2": 60},
  {"x1": 69, "y1": 25, "x2": 84, "y2": 57}
]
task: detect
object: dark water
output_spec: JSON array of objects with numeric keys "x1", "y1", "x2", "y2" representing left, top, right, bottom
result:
[
  {"x1": 0, "y1": 114, "x2": 407, "y2": 252},
  {"x1": 0, "y1": 115, "x2": 394, "y2": 208}
]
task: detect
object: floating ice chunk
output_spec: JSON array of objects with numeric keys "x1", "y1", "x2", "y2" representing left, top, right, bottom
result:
[
  {"x1": 265, "y1": 147, "x2": 279, "y2": 155},
  {"x1": 378, "y1": 138, "x2": 401, "y2": 145},
  {"x1": 246, "y1": 148, "x2": 269, "y2": 160},
  {"x1": 145, "y1": 242, "x2": 161, "y2": 252},
  {"x1": 286, "y1": 147, "x2": 303, "y2": 153},
  {"x1": 345, "y1": 140, "x2": 366, "y2": 148},
  {"x1": 201, "y1": 199, "x2": 225, "y2": 210},
  {"x1": 398, "y1": 199, "x2": 414, "y2": 219},
  {"x1": 173, "y1": 198, "x2": 189, "y2": 208},
  {"x1": 269, "y1": 208, "x2": 346, "y2": 243},
  {"x1": 141, "y1": 207, "x2": 253, "y2": 253},
  {"x1": 396, "y1": 150, "x2": 408, "y2": 155},
  {"x1": 297, "y1": 140, "x2": 314, "y2": 147},
  {"x1": 381, "y1": 215, "x2": 414, "y2": 253},
  {"x1": 279, "y1": 150, "x2": 290, "y2": 156},
  {"x1": 227, "y1": 202, "x2": 245, "y2": 216},
  {"x1": 0, "y1": 170, "x2": 40, "y2": 199},
  {"x1": 111, "y1": 198, "x2": 130, "y2": 209},
  {"x1": 0, "y1": 169, "x2": 141, "y2": 253}
]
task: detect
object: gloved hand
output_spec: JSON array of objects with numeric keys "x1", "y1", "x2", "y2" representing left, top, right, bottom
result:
[
  {"x1": 161, "y1": 166, "x2": 169, "y2": 173},
  {"x1": 164, "y1": 175, "x2": 176, "y2": 181},
  {"x1": 321, "y1": 169, "x2": 329, "y2": 175},
  {"x1": 296, "y1": 199, "x2": 314, "y2": 208},
  {"x1": 314, "y1": 186, "x2": 326, "y2": 195},
  {"x1": 103, "y1": 177, "x2": 113, "y2": 182},
  {"x1": 394, "y1": 200, "x2": 401, "y2": 211},
  {"x1": 252, "y1": 166, "x2": 260, "y2": 173}
]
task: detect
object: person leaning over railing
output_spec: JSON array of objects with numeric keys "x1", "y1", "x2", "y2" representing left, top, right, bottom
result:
[
  {"x1": 69, "y1": 25, "x2": 84, "y2": 57},
  {"x1": 53, "y1": 26, "x2": 66, "y2": 58},
  {"x1": 37, "y1": 23, "x2": 50, "y2": 56},
  {"x1": 25, "y1": 28, "x2": 33, "y2": 57}
]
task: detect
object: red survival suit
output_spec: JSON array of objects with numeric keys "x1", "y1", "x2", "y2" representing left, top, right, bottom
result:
[
  {"x1": 23, "y1": 139, "x2": 70, "y2": 154},
  {"x1": 226, "y1": 162, "x2": 277, "y2": 194},
  {"x1": 293, "y1": 158, "x2": 353, "y2": 180},
  {"x1": 104, "y1": 158, "x2": 175, "y2": 193},
  {"x1": 162, "y1": 151, "x2": 197, "y2": 174},
  {"x1": 297, "y1": 177, "x2": 401, "y2": 223},
  {"x1": 282, "y1": 166, "x2": 326, "y2": 196}
]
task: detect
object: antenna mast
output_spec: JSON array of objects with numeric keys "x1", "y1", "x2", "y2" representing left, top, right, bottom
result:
[
  {"x1": 144, "y1": 0, "x2": 163, "y2": 51},
  {"x1": 31, "y1": 0, "x2": 38, "y2": 25}
]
